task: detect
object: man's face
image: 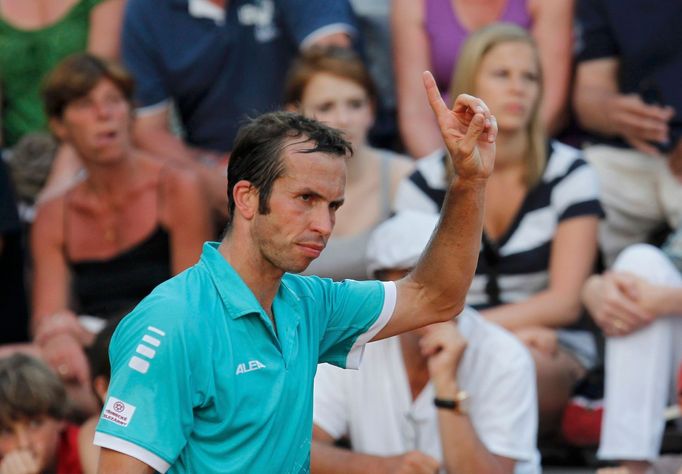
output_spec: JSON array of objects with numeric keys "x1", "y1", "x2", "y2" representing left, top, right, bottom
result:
[
  {"x1": 250, "y1": 142, "x2": 346, "y2": 274},
  {"x1": 0, "y1": 417, "x2": 64, "y2": 472}
]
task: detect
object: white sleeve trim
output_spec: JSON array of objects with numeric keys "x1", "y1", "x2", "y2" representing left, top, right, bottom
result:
[
  {"x1": 300, "y1": 24, "x2": 356, "y2": 49},
  {"x1": 94, "y1": 432, "x2": 171, "y2": 473},
  {"x1": 135, "y1": 99, "x2": 171, "y2": 117},
  {"x1": 345, "y1": 281, "x2": 396, "y2": 369}
]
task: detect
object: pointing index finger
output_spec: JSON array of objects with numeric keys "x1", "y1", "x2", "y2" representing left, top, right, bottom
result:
[{"x1": 422, "y1": 71, "x2": 449, "y2": 117}]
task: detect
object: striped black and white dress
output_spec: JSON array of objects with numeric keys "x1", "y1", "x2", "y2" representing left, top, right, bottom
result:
[{"x1": 393, "y1": 141, "x2": 604, "y2": 366}]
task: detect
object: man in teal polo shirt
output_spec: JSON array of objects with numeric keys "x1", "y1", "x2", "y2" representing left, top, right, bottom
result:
[{"x1": 94, "y1": 73, "x2": 498, "y2": 473}]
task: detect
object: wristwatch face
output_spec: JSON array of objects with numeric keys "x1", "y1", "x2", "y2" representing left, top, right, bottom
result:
[{"x1": 456, "y1": 391, "x2": 470, "y2": 415}]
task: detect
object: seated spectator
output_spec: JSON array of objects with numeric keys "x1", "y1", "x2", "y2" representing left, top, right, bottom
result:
[
  {"x1": 0, "y1": 353, "x2": 83, "y2": 474},
  {"x1": 312, "y1": 211, "x2": 540, "y2": 473},
  {"x1": 30, "y1": 54, "x2": 211, "y2": 414},
  {"x1": 392, "y1": 0, "x2": 573, "y2": 158},
  {"x1": 573, "y1": 0, "x2": 682, "y2": 266},
  {"x1": 582, "y1": 243, "x2": 682, "y2": 474},
  {"x1": 394, "y1": 23, "x2": 603, "y2": 431},
  {"x1": 116, "y1": 0, "x2": 357, "y2": 216},
  {"x1": 285, "y1": 46, "x2": 413, "y2": 280},
  {"x1": 0, "y1": 0, "x2": 125, "y2": 203}
]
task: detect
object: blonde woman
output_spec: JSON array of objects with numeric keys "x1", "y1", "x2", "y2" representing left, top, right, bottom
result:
[{"x1": 395, "y1": 23, "x2": 603, "y2": 431}]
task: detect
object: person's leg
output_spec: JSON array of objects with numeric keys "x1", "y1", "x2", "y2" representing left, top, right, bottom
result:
[
  {"x1": 530, "y1": 346, "x2": 586, "y2": 436},
  {"x1": 583, "y1": 146, "x2": 666, "y2": 266},
  {"x1": 599, "y1": 244, "x2": 682, "y2": 464}
]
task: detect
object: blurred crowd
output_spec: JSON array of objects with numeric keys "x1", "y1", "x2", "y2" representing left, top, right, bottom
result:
[{"x1": 1, "y1": 0, "x2": 682, "y2": 473}]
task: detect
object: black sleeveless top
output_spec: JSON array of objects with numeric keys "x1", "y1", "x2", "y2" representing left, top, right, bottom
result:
[{"x1": 69, "y1": 226, "x2": 172, "y2": 319}]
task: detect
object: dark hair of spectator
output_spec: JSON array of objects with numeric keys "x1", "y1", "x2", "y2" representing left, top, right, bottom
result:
[
  {"x1": 42, "y1": 53, "x2": 134, "y2": 120},
  {"x1": 86, "y1": 318, "x2": 120, "y2": 387},
  {"x1": 225, "y1": 111, "x2": 352, "y2": 229},
  {"x1": 0, "y1": 354, "x2": 68, "y2": 427},
  {"x1": 284, "y1": 46, "x2": 378, "y2": 107}
]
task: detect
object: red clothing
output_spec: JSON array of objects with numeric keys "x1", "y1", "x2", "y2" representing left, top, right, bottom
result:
[{"x1": 56, "y1": 424, "x2": 82, "y2": 474}]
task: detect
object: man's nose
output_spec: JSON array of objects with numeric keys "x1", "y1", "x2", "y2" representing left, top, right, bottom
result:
[{"x1": 310, "y1": 207, "x2": 334, "y2": 238}]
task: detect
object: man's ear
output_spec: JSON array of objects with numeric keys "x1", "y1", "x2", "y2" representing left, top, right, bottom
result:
[
  {"x1": 93, "y1": 376, "x2": 109, "y2": 404},
  {"x1": 49, "y1": 117, "x2": 68, "y2": 141},
  {"x1": 232, "y1": 180, "x2": 258, "y2": 221},
  {"x1": 284, "y1": 102, "x2": 299, "y2": 113}
]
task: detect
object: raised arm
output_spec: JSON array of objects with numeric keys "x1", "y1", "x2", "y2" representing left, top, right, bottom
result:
[
  {"x1": 529, "y1": 0, "x2": 573, "y2": 135},
  {"x1": 373, "y1": 72, "x2": 496, "y2": 340},
  {"x1": 392, "y1": 0, "x2": 442, "y2": 158}
]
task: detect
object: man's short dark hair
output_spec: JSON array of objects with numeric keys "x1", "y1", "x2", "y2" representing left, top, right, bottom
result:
[{"x1": 225, "y1": 111, "x2": 352, "y2": 229}]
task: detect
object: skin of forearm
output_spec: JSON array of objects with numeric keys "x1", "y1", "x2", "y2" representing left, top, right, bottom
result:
[
  {"x1": 310, "y1": 441, "x2": 390, "y2": 474},
  {"x1": 481, "y1": 290, "x2": 582, "y2": 330},
  {"x1": 574, "y1": 86, "x2": 619, "y2": 137},
  {"x1": 436, "y1": 406, "x2": 512, "y2": 474},
  {"x1": 655, "y1": 286, "x2": 682, "y2": 316},
  {"x1": 409, "y1": 178, "x2": 486, "y2": 320}
]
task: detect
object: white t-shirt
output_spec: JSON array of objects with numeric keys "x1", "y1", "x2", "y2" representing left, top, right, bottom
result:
[{"x1": 313, "y1": 308, "x2": 541, "y2": 474}]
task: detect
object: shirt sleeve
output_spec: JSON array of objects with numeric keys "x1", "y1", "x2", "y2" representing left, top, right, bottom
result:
[
  {"x1": 121, "y1": 0, "x2": 170, "y2": 110},
  {"x1": 316, "y1": 279, "x2": 395, "y2": 369},
  {"x1": 551, "y1": 158, "x2": 605, "y2": 222},
  {"x1": 93, "y1": 296, "x2": 209, "y2": 473},
  {"x1": 312, "y1": 363, "x2": 350, "y2": 440},
  {"x1": 575, "y1": 0, "x2": 618, "y2": 62},
  {"x1": 278, "y1": 0, "x2": 357, "y2": 48}
]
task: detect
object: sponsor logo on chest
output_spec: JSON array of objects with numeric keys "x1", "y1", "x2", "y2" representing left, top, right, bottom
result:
[{"x1": 235, "y1": 359, "x2": 266, "y2": 375}]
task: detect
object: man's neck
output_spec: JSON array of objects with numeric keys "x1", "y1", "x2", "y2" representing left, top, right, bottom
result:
[{"x1": 219, "y1": 234, "x2": 281, "y2": 321}]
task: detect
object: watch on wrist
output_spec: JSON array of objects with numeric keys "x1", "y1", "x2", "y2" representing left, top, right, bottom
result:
[{"x1": 434, "y1": 390, "x2": 470, "y2": 415}]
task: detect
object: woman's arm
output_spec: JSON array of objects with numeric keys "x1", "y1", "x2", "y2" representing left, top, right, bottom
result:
[
  {"x1": 528, "y1": 0, "x2": 574, "y2": 135},
  {"x1": 88, "y1": 0, "x2": 126, "y2": 59},
  {"x1": 391, "y1": 0, "x2": 442, "y2": 158},
  {"x1": 30, "y1": 197, "x2": 71, "y2": 332},
  {"x1": 159, "y1": 167, "x2": 213, "y2": 274},
  {"x1": 482, "y1": 215, "x2": 599, "y2": 330}
]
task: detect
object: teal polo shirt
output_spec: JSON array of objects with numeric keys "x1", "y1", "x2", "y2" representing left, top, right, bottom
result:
[{"x1": 94, "y1": 242, "x2": 395, "y2": 473}]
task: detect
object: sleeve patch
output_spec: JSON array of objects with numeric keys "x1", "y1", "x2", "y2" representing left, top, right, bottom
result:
[{"x1": 102, "y1": 397, "x2": 137, "y2": 427}]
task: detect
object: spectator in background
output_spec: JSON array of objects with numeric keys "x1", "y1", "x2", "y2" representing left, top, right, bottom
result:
[
  {"x1": 285, "y1": 46, "x2": 413, "y2": 281},
  {"x1": 120, "y1": 0, "x2": 357, "y2": 216},
  {"x1": 31, "y1": 54, "x2": 211, "y2": 414},
  {"x1": 312, "y1": 211, "x2": 540, "y2": 474},
  {"x1": 0, "y1": 0, "x2": 125, "y2": 202},
  {"x1": 0, "y1": 353, "x2": 82, "y2": 474},
  {"x1": 582, "y1": 243, "x2": 682, "y2": 474},
  {"x1": 392, "y1": 0, "x2": 572, "y2": 158},
  {"x1": 0, "y1": 0, "x2": 123, "y2": 149},
  {"x1": 573, "y1": 0, "x2": 682, "y2": 266},
  {"x1": 0, "y1": 158, "x2": 29, "y2": 345},
  {"x1": 347, "y1": 0, "x2": 399, "y2": 149},
  {"x1": 394, "y1": 24, "x2": 603, "y2": 432}
]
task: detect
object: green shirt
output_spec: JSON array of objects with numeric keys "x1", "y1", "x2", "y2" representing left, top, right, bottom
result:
[
  {"x1": 0, "y1": 0, "x2": 101, "y2": 147},
  {"x1": 94, "y1": 242, "x2": 395, "y2": 473}
]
